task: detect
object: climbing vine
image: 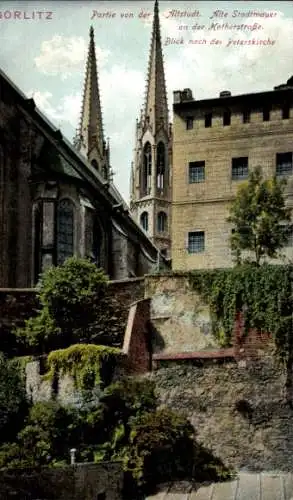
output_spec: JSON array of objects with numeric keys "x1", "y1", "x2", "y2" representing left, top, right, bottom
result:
[
  {"x1": 188, "y1": 263, "x2": 293, "y2": 360},
  {"x1": 45, "y1": 344, "x2": 122, "y2": 391}
]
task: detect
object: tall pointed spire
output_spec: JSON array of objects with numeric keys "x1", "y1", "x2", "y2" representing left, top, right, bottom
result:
[
  {"x1": 130, "y1": 0, "x2": 172, "y2": 259},
  {"x1": 76, "y1": 26, "x2": 104, "y2": 161},
  {"x1": 144, "y1": 0, "x2": 168, "y2": 135}
]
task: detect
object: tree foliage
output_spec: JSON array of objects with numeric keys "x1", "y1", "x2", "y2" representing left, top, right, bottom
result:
[
  {"x1": 227, "y1": 166, "x2": 292, "y2": 265},
  {"x1": 16, "y1": 257, "x2": 128, "y2": 354},
  {"x1": 0, "y1": 354, "x2": 28, "y2": 443},
  {"x1": 0, "y1": 377, "x2": 232, "y2": 494}
]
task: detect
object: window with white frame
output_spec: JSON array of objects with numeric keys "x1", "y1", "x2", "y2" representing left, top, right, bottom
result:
[
  {"x1": 232, "y1": 157, "x2": 248, "y2": 180},
  {"x1": 189, "y1": 161, "x2": 205, "y2": 183},
  {"x1": 276, "y1": 152, "x2": 293, "y2": 177},
  {"x1": 188, "y1": 231, "x2": 205, "y2": 253}
]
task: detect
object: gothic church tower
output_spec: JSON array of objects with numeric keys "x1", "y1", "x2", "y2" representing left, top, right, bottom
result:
[
  {"x1": 74, "y1": 26, "x2": 110, "y2": 181},
  {"x1": 130, "y1": 0, "x2": 172, "y2": 258}
]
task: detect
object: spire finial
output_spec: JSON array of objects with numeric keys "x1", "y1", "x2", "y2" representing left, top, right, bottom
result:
[
  {"x1": 75, "y1": 26, "x2": 107, "y2": 173},
  {"x1": 142, "y1": 0, "x2": 168, "y2": 134}
]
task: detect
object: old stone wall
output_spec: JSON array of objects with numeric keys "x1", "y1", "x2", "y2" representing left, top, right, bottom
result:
[
  {"x1": 145, "y1": 274, "x2": 218, "y2": 354},
  {"x1": 149, "y1": 355, "x2": 293, "y2": 472},
  {"x1": 0, "y1": 461, "x2": 123, "y2": 499}
]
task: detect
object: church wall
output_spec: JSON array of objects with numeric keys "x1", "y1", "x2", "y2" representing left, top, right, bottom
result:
[
  {"x1": 111, "y1": 226, "x2": 129, "y2": 280},
  {"x1": 0, "y1": 86, "x2": 33, "y2": 288}
]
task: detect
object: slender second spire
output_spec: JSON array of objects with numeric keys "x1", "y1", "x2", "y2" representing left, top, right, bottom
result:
[
  {"x1": 76, "y1": 26, "x2": 104, "y2": 158},
  {"x1": 144, "y1": 0, "x2": 169, "y2": 134}
]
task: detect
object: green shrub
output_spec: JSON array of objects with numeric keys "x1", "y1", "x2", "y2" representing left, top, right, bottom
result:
[{"x1": 15, "y1": 257, "x2": 127, "y2": 354}]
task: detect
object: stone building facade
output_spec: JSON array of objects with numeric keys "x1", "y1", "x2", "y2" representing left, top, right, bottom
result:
[
  {"x1": 0, "y1": 27, "x2": 169, "y2": 288},
  {"x1": 171, "y1": 79, "x2": 293, "y2": 270},
  {"x1": 130, "y1": 0, "x2": 172, "y2": 260}
]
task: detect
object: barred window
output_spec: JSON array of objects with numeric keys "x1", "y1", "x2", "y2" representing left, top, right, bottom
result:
[
  {"x1": 232, "y1": 157, "x2": 248, "y2": 180},
  {"x1": 188, "y1": 231, "x2": 205, "y2": 253},
  {"x1": 276, "y1": 152, "x2": 293, "y2": 177},
  {"x1": 189, "y1": 161, "x2": 205, "y2": 183},
  {"x1": 57, "y1": 199, "x2": 74, "y2": 265}
]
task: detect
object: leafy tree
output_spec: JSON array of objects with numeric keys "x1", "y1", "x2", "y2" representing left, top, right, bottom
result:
[
  {"x1": 227, "y1": 166, "x2": 292, "y2": 265},
  {"x1": 16, "y1": 257, "x2": 128, "y2": 354},
  {"x1": 0, "y1": 354, "x2": 28, "y2": 443}
]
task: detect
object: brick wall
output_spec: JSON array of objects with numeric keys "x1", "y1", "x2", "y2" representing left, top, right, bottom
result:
[{"x1": 122, "y1": 298, "x2": 152, "y2": 373}]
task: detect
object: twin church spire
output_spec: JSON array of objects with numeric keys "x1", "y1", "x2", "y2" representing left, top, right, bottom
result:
[
  {"x1": 144, "y1": 0, "x2": 169, "y2": 135},
  {"x1": 130, "y1": 0, "x2": 172, "y2": 258},
  {"x1": 75, "y1": 1, "x2": 171, "y2": 257},
  {"x1": 75, "y1": 26, "x2": 110, "y2": 181}
]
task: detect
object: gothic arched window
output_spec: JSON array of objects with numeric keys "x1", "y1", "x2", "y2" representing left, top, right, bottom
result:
[
  {"x1": 157, "y1": 211, "x2": 167, "y2": 232},
  {"x1": 142, "y1": 142, "x2": 152, "y2": 196},
  {"x1": 57, "y1": 199, "x2": 74, "y2": 265},
  {"x1": 156, "y1": 142, "x2": 165, "y2": 191},
  {"x1": 140, "y1": 211, "x2": 149, "y2": 232}
]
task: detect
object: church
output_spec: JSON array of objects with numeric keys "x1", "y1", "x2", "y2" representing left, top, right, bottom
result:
[{"x1": 0, "y1": 0, "x2": 171, "y2": 287}]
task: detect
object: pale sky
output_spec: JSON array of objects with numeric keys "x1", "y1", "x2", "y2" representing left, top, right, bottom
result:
[{"x1": 0, "y1": 1, "x2": 293, "y2": 202}]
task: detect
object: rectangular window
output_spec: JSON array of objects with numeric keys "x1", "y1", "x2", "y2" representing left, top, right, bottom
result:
[
  {"x1": 276, "y1": 152, "x2": 293, "y2": 177},
  {"x1": 282, "y1": 104, "x2": 290, "y2": 120},
  {"x1": 223, "y1": 110, "x2": 231, "y2": 126},
  {"x1": 232, "y1": 157, "x2": 248, "y2": 180},
  {"x1": 189, "y1": 161, "x2": 205, "y2": 183},
  {"x1": 186, "y1": 117, "x2": 194, "y2": 130},
  {"x1": 188, "y1": 231, "x2": 205, "y2": 253},
  {"x1": 263, "y1": 106, "x2": 270, "y2": 121},
  {"x1": 242, "y1": 109, "x2": 250, "y2": 123},
  {"x1": 205, "y1": 113, "x2": 212, "y2": 128}
]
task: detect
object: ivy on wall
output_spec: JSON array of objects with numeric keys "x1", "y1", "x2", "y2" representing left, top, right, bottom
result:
[
  {"x1": 45, "y1": 344, "x2": 122, "y2": 391},
  {"x1": 187, "y1": 264, "x2": 293, "y2": 360}
]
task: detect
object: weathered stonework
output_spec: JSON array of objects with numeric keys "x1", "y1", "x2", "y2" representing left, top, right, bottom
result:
[
  {"x1": 145, "y1": 274, "x2": 218, "y2": 354},
  {"x1": 149, "y1": 356, "x2": 293, "y2": 472}
]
